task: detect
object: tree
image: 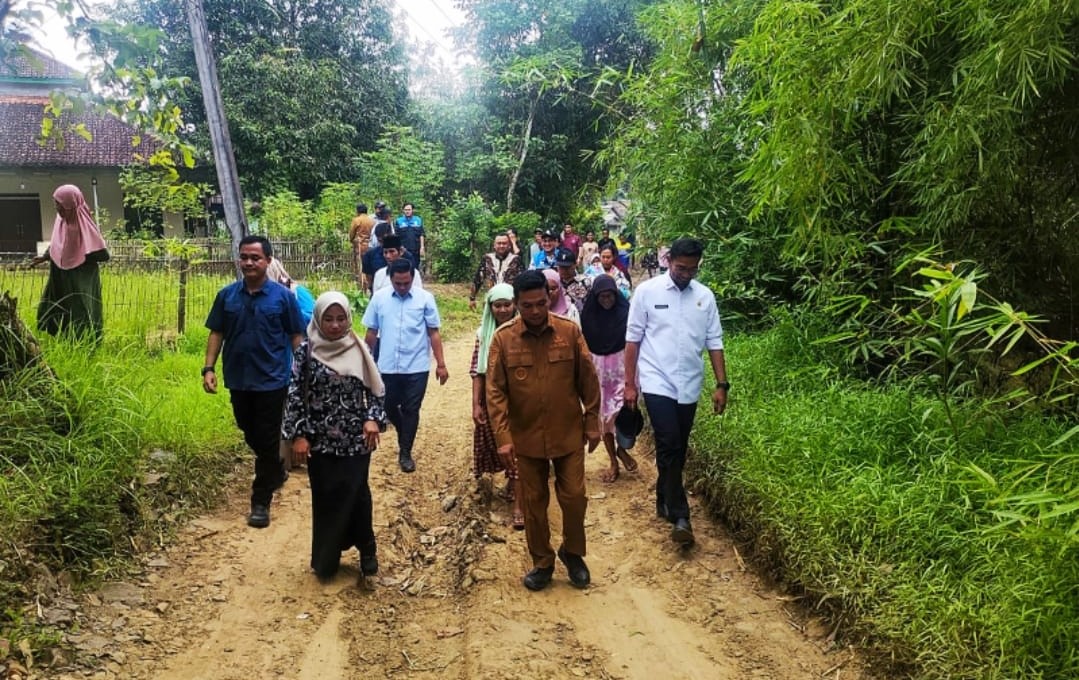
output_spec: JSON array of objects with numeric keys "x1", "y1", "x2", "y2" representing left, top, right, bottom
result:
[
  {"x1": 112, "y1": 0, "x2": 411, "y2": 199},
  {"x1": 449, "y1": 0, "x2": 656, "y2": 218},
  {"x1": 357, "y1": 125, "x2": 445, "y2": 216}
]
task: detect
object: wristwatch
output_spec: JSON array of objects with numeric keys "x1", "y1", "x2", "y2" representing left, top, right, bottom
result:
[
  {"x1": 716, "y1": 381, "x2": 731, "y2": 391},
  {"x1": 201, "y1": 366, "x2": 215, "y2": 376}
]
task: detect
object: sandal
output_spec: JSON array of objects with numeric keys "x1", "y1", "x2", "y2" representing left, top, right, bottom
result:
[{"x1": 616, "y1": 448, "x2": 639, "y2": 473}]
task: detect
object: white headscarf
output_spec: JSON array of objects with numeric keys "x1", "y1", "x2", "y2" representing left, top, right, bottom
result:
[{"x1": 307, "y1": 291, "x2": 384, "y2": 397}]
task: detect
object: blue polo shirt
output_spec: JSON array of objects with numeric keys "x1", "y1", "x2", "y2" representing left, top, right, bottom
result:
[
  {"x1": 362, "y1": 285, "x2": 441, "y2": 375},
  {"x1": 205, "y1": 280, "x2": 304, "y2": 391}
]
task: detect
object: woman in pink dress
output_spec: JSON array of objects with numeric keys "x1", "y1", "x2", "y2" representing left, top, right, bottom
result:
[{"x1": 579, "y1": 274, "x2": 638, "y2": 482}]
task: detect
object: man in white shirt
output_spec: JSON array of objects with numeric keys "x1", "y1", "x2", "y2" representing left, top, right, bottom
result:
[
  {"x1": 623, "y1": 238, "x2": 728, "y2": 548},
  {"x1": 372, "y1": 234, "x2": 424, "y2": 293}
]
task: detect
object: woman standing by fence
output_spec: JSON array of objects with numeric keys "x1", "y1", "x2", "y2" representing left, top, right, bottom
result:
[{"x1": 33, "y1": 185, "x2": 110, "y2": 342}]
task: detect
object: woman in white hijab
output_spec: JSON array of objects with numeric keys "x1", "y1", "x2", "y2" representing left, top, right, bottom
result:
[{"x1": 282, "y1": 291, "x2": 387, "y2": 582}]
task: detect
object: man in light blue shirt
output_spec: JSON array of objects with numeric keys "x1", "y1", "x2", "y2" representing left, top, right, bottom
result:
[
  {"x1": 624, "y1": 238, "x2": 729, "y2": 548},
  {"x1": 363, "y1": 259, "x2": 449, "y2": 472}
]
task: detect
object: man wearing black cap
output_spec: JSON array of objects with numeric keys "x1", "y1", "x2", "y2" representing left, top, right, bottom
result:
[
  {"x1": 529, "y1": 229, "x2": 562, "y2": 270},
  {"x1": 554, "y1": 249, "x2": 591, "y2": 312}
]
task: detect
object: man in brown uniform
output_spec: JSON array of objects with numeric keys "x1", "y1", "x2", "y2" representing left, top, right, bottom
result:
[
  {"x1": 349, "y1": 203, "x2": 375, "y2": 281},
  {"x1": 487, "y1": 270, "x2": 602, "y2": 591}
]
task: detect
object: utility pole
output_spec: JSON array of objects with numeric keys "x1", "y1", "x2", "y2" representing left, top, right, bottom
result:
[{"x1": 185, "y1": 0, "x2": 246, "y2": 260}]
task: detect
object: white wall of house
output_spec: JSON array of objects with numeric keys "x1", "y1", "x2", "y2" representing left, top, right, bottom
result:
[{"x1": 0, "y1": 168, "x2": 123, "y2": 253}]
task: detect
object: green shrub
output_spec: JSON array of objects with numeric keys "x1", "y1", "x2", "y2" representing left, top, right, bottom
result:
[{"x1": 431, "y1": 192, "x2": 496, "y2": 283}]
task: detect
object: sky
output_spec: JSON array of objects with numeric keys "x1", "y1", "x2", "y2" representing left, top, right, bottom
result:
[{"x1": 32, "y1": 0, "x2": 471, "y2": 76}]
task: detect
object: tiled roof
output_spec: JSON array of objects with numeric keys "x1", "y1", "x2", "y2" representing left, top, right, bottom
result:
[
  {"x1": 0, "y1": 47, "x2": 82, "y2": 80},
  {"x1": 0, "y1": 96, "x2": 162, "y2": 168}
]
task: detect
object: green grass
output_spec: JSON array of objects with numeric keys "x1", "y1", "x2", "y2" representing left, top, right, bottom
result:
[{"x1": 690, "y1": 319, "x2": 1079, "y2": 679}]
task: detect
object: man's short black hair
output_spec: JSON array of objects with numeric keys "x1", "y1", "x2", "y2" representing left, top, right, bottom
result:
[
  {"x1": 357, "y1": 203, "x2": 368, "y2": 213},
  {"x1": 239, "y1": 234, "x2": 272, "y2": 258},
  {"x1": 382, "y1": 234, "x2": 402, "y2": 250},
  {"x1": 669, "y1": 238, "x2": 704, "y2": 260},
  {"x1": 402, "y1": 202, "x2": 414, "y2": 210},
  {"x1": 599, "y1": 243, "x2": 618, "y2": 256},
  {"x1": 374, "y1": 222, "x2": 393, "y2": 240},
  {"x1": 513, "y1": 270, "x2": 547, "y2": 298},
  {"x1": 388, "y1": 258, "x2": 413, "y2": 277}
]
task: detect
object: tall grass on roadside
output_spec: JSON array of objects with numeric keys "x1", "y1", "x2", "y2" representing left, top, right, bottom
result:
[
  {"x1": 691, "y1": 318, "x2": 1079, "y2": 679},
  {"x1": 0, "y1": 331, "x2": 238, "y2": 617}
]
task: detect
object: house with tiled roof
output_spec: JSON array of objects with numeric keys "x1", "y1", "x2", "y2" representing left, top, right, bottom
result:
[{"x1": 0, "y1": 47, "x2": 170, "y2": 255}]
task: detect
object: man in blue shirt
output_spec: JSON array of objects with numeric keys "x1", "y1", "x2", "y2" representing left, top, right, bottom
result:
[
  {"x1": 530, "y1": 229, "x2": 562, "y2": 270},
  {"x1": 203, "y1": 235, "x2": 305, "y2": 528},
  {"x1": 394, "y1": 203, "x2": 426, "y2": 272},
  {"x1": 362, "y1": 259, "x2": 449, "y2": 472}
]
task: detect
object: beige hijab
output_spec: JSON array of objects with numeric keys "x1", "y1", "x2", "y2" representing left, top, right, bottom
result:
[{"x1": 307, "y1": 291, "x2": 385, "y2": 397}]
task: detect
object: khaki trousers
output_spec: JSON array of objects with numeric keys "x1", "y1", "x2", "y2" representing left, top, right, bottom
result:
[{"x1": 516, "y1": 449, "x2": 587, "y2": 568}]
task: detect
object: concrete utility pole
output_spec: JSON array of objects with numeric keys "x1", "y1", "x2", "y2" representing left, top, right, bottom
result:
[{"x1": 185, "y1": 0, "x2": 246, "y2": 259}]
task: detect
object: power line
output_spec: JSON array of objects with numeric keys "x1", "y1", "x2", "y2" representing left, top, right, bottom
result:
[{"x1": 417, "y1": 0, "x2": 456, "y2": 26}]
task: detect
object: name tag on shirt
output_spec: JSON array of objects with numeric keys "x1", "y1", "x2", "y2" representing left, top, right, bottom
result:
[{"x1": 654, "y1": 304, "x2": 669, "y2": 309}]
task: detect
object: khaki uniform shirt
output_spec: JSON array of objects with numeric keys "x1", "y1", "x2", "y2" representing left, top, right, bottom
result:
[
  {"x1": 350, "y1": 214, "x2": 375, "y2": 254},
  {"x1": 486, "y1": 314, "x2": 601, "y2": 458}
]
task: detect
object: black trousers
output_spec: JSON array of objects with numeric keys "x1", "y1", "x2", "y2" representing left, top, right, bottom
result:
[
  {"x1": 382, "y1": 372, "x2": 429, "y2": 459},
  {"x1": 230, "y1": 388, "x2": 288, "y2": 506},
  {"x1": 643, "y1": 393, "x2": 698, "y2": 522}
]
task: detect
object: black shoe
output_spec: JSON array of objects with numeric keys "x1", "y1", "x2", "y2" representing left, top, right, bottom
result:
[
  {"x1": 671, "y1": 518, "x2": 695, "y2": 546},
  {"x1": 522, "y1": 566, "x2": 554, "y2": 591},
  {"x1": 557, "y1": 547, "x2": 591, "y2": 589},
  {"x1": 247, "y1": 504, "x2": 270, "y2": 528},
  {"x1": 398, "y1": 453, "x2": 416, "y2": 473},
  {"x1": 656, "y1": 500, "x2": 669, "y2": 521},
  {"x1": 360, "y1": 554, "x2": 378, "y2": 576}
]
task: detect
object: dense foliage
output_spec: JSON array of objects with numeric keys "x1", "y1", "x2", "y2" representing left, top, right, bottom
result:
[{"x1": 110, "y1": 0, "x2": 410, "y2": 199}]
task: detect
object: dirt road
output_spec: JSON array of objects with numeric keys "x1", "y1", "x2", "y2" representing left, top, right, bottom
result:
[{"x1": 50, "y1": 329, "x2": 870, "y2": 679}]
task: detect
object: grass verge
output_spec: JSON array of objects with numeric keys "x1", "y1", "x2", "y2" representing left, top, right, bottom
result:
[{"x1": 690, "y1": 318, "x2": 1079, "y2": 679}]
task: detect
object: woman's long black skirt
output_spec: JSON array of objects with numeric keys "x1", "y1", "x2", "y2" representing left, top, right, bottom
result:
[{"x1": 307, "y1": 453, "x2": 374, "y2": 579}]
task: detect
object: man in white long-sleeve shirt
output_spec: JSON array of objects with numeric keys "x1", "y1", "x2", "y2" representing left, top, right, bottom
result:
[{"x1": 623, "y1": 238, "x2": 729, "y2": 548}]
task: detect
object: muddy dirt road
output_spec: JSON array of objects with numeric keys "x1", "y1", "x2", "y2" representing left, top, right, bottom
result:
[{"x1": 51, "y1": 327, "x2": 869, "y2": 680}]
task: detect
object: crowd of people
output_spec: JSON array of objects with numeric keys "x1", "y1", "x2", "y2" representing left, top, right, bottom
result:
[
  {"x1": 27, "y1": 186, "x2": 724, "y2": 592},
  {"x1": 200, "y1": 224, "x2": 727, "y2": 592}
]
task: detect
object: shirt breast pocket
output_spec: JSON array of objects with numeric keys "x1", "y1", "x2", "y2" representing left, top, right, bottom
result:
[
  {"x1": 506, "y1": 352, "x2": 534, "y2": 381},
  {"x1": 547, "y1": 345, "x2": 575, "y2": 381}
]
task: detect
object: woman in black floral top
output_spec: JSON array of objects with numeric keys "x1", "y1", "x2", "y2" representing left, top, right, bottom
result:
[{"x1": 283, "y1": 291, "x2": 387, "y2": 581}]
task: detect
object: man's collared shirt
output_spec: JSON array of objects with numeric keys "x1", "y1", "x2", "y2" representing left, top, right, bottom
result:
[
  {"x1": 561, "y1": 233, "x2": 581, "y2": 257},
  {"x1": 372, "y1": 266, "x2": 424, "y2": 293},
  {"x1": 362, "y1": 285, "x2": 441, "y2": 375},
  {"x1": 362, "y1": 246, "x2": 387, "y2": 278},
  {"x1": 473, "y1": 251, "x2": 524, "y2": 293},
  {"x1": 486, "y1": 315, "x2": 601, "y2": 458},
  {"x1": 205, "y1": 280, "x2": 304, "y2": 391},
  {"x1": 530, "y1": 248, "x2": 560, "y2": 270},
  {"x1": 626, "y1": 275, "x2": 724, "y2": 404}
]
